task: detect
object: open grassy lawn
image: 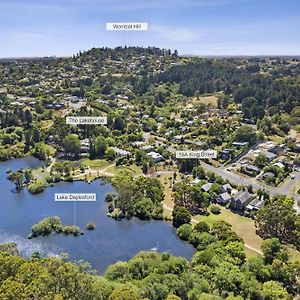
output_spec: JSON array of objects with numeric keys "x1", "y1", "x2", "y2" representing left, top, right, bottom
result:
[
  {"x1": 266, "y1": 135, "x2": 284, "y2": 144},
  {"x1": 128, "y1": 164, "x2": 143, "y2": 174},
  {"x1": 156, "y1": 164, "x2": 177, "y2": 172},
  {"x1": 288, "y1": 247, "x2": 300, "y2": 261},
  {"x1": 75, "y1": 172, "x2": 105, "y2": 182},
  {"x1": 39, "y1": 120, "x2": 53, "y2": 130},
  {"x1": 244, "y1": 247, "x2": 262, "y2": 258},
  {"x1": 188, "y1": 95, "x2": 219, "y2": 107},
  {"x1": 52, "y1": 110, "x2": 63, "y2": 118},
  {"x1": 79, "y1": 159, "x2": 111, "y2": 170},
  {"x1": 106, "y1": 164, "x2": 142, "y2": 176},
  {"x1": 159, "y1": 174, "x2": 174, "y2": 218},
  {"x1": 288, "y1": 128, "x2": 300, "y2": 141},
  {"x1": 194, "y1": 205, "x2": 263, "y2": 256},
  {"x1": 32, "y1": 168, "x2": 50, "y2": 180},
  {"x1": 193, "y1": 205, "x2": 300, "y2": 260},
  {"x1": 289, "y1": 178, "x2": 300, "y2": 195},
  {"x1": 44, "y1": 144, "x2": 56, "y2": 156}
]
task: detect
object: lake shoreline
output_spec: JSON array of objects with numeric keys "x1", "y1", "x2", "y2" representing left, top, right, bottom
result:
[{"x1": 0, "y1": 157, "x2": 195, "y2": 273}]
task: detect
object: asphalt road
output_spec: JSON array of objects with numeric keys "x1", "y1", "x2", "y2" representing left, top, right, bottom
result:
[
  {"x1": 151, "y1": 132, "x2": 300, "y2": 212},
  {"x1": 199, "y1": 161, "x2": 300, "y2": 212}
]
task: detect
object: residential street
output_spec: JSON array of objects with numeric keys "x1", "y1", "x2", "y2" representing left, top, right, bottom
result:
[{"x1": 199, "y1": 161, "x2": 300, "y2": 212}]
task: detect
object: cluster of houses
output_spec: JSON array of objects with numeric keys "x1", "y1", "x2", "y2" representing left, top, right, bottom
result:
[
  {"x1": 218, "y1": 141, "x2": 250, "y2": 161},
  {"x1": 4, "y1": 96, "x2": 37, "y2": 108},
  {"x1": 235, "y1": 141, "x2": 298, "y2": 182},
  {"x1": 79, "y1": 137, "x2": 165, "y2": 163},
  {"x1": 6, "y1": 94, "x2": 84, "y2": 112},
  {"x1": 44, "y1": 102, "x2": 64, "y2": 110},
  {"x1": 199, "y1": 181, "x2": 264, "y2": 216},
  {"x1": 105, "y1": 54, "x2": 170, "y2": 75},
  {"x1": 80, "y1": 138, "x2": 90, "y2": 153}
]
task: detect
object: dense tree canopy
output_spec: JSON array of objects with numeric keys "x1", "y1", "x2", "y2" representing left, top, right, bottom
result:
[
  {"x1": 255, "y1": 199, "x2": 300, "y2": 250},
  {"x1": 1, "y1": 225, "x2": 299, "y2": 300}
]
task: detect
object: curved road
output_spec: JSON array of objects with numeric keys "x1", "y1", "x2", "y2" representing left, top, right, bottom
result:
[{"x1": 199, "y1": 161, "x2": 300, "y2": 212}]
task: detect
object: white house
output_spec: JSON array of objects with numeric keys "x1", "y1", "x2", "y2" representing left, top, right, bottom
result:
[
  {"x1": 112, "y1": 147, "x2": 131, "y2": 156},
  {"x1": 147, "y1": 151, "x2": 164, "y2": 163},
  {"x1": 80, "y1": 139, "x2": 90, "y2": 153}
]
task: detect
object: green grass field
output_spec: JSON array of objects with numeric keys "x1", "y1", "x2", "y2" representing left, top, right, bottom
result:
[
  {"x1": 192, "y1": 205, "x2": 300, "y2": 260},
  {"x1": 193, "y1": 205, "x2": 263, "y2": 255},
  {"x1": 44, "y1": 144, "x2": 56, "y2": 156},
  {"x1": 32, "y1": 167, "x2": 50, "y2": 180},
  {"x1": 106, "y1": 164, "x2": 142, "y2": 175},
  {"x1": 79, "y1": 159, "x2": 111, "y2": 170}
]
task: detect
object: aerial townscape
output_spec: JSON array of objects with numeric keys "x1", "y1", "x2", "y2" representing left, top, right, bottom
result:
[
  {"x1": 1, "y1": 0, "x2": 300, "y2": 299},
  {"x1": 0, "y1": 45, "x2": 300, "y2": 300}
]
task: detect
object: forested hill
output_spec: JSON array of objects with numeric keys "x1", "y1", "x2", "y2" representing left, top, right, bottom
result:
[
  {"x1": 156, "y1": 61, "x2": 243, "y2": 96},
  {"x1": 78, "y1": 46, "x2": 176, "y2": 60},
  {"x1": 136, "y1": 59, "x2": 300, "y2": 120},
  {"x1": 1, "y1": 46, "x2": 300, "y2": 124}
]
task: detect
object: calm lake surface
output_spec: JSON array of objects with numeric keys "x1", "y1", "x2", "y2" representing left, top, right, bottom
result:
[{"x1": 0, "y1": 157, "x2": 195, "y2": 273}]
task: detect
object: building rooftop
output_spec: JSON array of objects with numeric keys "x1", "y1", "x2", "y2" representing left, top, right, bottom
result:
[
  {"x1": 233, "y1": 190, "x2": 252, "y2": 204},
  {"x1": 201, "y1": 183, "x2": 213, "y2": 192}
]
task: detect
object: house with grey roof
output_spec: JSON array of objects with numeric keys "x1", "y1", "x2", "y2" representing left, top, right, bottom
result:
[
  {"x1": 230, "y1": 190, "x2": 253, "y2": 210},
  {"x1": 220, "y1": 183, "x2": 233, "y2": 194},
  {"x1": 191, "y1": 178, "x2": 201, "y2": 185},
  {"x1": 232, "y1": 141, "x2": 249, "y2": 148},
  {"x1": 261, "y1": 172, "x2": 275, "y2": 180},
  {"x1": 242, "y1": 164, "x2": 260, "y2": 176},
  {"x1": 217, "y1": 192, "x2": 232, "y2": 205},
  {"x1": 245, "y1": 197, "x2": 265, "y2": 212},
  {"x1": 201, "y1": 183, "x2": 213, "y2": 192},
  {"x1": 263, "y1": 151, "x2": 276, "y2": 162},
  {"x1": 273, "y1": 162, "x2": 285, "y2": 169}
]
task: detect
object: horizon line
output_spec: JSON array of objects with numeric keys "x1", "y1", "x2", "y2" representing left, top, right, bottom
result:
[{"x1": 0, "y1": 45, "x2": 300, "y2": 60}]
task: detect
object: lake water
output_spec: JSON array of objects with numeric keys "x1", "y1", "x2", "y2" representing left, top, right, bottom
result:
[{"x1": 0, "y1": 157, "x2": 195, "y2": 273}]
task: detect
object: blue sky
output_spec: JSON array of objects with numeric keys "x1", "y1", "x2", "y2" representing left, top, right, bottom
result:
[{"x1": 0, "y1": 0, "x2": 300, "y2": 57}]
